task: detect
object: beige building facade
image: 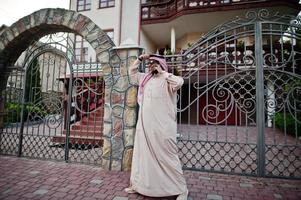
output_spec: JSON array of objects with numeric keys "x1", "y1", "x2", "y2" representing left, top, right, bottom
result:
[{"x1": 69, "y1": 0, "x2": 300, "y2": 59}]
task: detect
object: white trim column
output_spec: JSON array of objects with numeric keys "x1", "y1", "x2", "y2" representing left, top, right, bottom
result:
[{"x1": 171, "y1": 26, "x2": 176, "y2": 53}]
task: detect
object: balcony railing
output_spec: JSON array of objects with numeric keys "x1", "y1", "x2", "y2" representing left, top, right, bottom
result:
[
  {"x1": 141, "y1": 0, "x2": 299, "y2": 23},
  {"x1": 165, "y1": 43, "x2": 296, "y2": 73}
]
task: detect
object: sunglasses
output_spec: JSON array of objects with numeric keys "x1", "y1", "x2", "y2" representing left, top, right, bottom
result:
[{"x1": 148, "y1": 60, "x2": 159, "y2": 65}]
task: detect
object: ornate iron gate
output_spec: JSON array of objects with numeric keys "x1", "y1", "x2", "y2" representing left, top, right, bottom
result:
[
  {"x1": 0, "y1": 33, "x2": 105, "y2": 165},
  {"x1": 167, "y1": 10, "x2": 301, "y2": 178}
]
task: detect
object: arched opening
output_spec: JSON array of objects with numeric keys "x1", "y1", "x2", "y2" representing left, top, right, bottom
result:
[{"x1": 0, "y1": 8, "x2": 114, "y2": 165}]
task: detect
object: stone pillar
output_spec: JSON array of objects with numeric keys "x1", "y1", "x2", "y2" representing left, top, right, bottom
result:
[{"x1": 101, "y1": 44, "x2": 143, "y2": 171}]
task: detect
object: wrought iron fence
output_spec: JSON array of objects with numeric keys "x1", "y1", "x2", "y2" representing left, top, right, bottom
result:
[
  {"x1": 0, "y1": 10, "x2": 300, "y2": 180},
  {"x1": 165, "y1": 10, "x2": 301, "y2": 179},
  {"x1": 0, "y1": 33, "x2": 105, "y2": 165}
]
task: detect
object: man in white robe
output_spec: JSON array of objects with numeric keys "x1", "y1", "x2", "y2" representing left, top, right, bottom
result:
[{"x1": 125, "y1": 54, "x2": 188, "y2": 200}]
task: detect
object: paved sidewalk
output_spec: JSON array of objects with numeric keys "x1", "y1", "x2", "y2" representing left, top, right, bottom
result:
[{"x1": 0, "y1": 156, "x2": 300, "y2": 200}]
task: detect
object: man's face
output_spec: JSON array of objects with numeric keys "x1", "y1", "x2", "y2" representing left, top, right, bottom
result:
[{"x1": 148, "y1": 59, "x2": 160, "y2": 74}]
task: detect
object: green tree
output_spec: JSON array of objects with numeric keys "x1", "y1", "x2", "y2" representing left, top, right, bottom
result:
[{"x1": 24, "y1": 58, "x2": 42, "y2": 104}]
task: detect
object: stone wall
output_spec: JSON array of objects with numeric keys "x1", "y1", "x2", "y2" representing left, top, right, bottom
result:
[{"x1": 102, "y1": 47, "x2": 143, "y2": 170}]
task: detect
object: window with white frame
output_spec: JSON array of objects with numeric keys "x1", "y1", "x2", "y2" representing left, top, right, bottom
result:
[
  {"x1": 75, "y1": 35, "x2": 88, "y2": 62},
  {"x1": 77, "y1": 0, "x2": 91, "y2": 11},
  {"x1": 99, "y1": 0, "x2": 115, "y2": 8}
]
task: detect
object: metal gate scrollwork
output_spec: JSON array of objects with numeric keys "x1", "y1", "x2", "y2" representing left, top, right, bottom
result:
[
  {"x1": 1, "y1": 9, "x2": 300, "y2": 179},
  {"x1": 166, "y1": 9, "x2": 301, "y2": 179},
  {"x1": 0, "y1": 32, "x2": 106, "y2": 165}
]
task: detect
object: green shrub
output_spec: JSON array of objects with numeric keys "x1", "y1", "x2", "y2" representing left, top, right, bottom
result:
[
  {"x1": 4, "y1": 102, "x2": 26, "y2": 124},
  {"x1": 274, "y1": 112, "x2": 301, "y2": 137},
  {"x1": 4, "y1": 102, "x2": 47, "y2": 124},
  {"x1": 26, "y1": 104, "x2": 48, "y2": 117}
]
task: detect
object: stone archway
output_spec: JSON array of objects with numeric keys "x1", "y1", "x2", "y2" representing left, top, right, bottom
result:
[
  {"x1": 0, "y1": 8, "x2": 115, "y2": 96},
  {"x1": 0, "y1": 8, "x2": 114, "y2": 68},
  {"x1": 0, "y1": 8, "x2": 141, "y2": 171}
]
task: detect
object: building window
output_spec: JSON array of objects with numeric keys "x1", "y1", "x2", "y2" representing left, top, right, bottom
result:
[
  {"x1": 104, "y1": 29, "x2": 114, "y2": 41},
  {"x1": 77, "y1": 0, "x2": 91, "y2": 11},
  {"x1": 75, "y1": 35, "x2": 88, "y2": 62},
  {"x1": 99, "y1": 0, "x2": 115, "y2": 8}
]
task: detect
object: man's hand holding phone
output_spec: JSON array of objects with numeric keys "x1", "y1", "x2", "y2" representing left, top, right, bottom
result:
[{"x1": 155, "y1": 65, "x2": 164, "y2": 74}]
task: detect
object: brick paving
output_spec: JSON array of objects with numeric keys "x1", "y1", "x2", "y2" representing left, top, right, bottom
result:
[{"x1": 0, "y1": 156, "x2": 301, "y2": 200}]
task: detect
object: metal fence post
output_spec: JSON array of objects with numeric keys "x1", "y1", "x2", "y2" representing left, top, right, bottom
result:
[
  {"x1": 64, "y1": 73, "x2": 73, "y2": 162},
  {"x1": 255, "y1": 21, "x2": 265, "y2": 177},
  {"x1": 18, "y1": 68, "x2": 27, "y2": 157}
]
